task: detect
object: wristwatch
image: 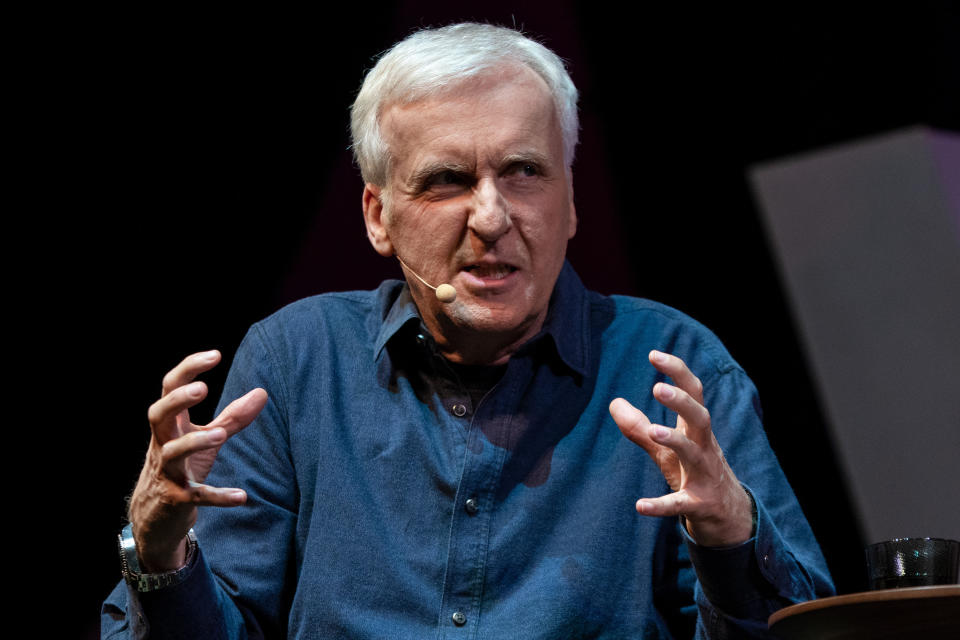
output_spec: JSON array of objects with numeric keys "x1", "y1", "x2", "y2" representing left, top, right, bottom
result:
[{"x1": 118, "y1": 523, "x2": 197, "y2": 592}]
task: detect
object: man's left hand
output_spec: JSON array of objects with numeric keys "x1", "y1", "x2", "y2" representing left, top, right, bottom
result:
[{"x1": 609, "y1": 350, "x2": 754, "y2": 547}]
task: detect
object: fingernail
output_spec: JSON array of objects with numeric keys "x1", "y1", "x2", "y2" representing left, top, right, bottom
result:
[
  {"x1": 228, "y1": 490, "x2": 246, "y2": 502},
  {"x1": 656, "y1": 383, "x2": 675, "y2": 400},
  {"x1": 637, "y1": 500, "x2": 653, "y2": 513},
  {"x1": 206, "y1": 427, "x2": 226, "y2": 443},
  {"x1": 187, "y1": 382, "x2": 204, "y2": 397},
  {"x1": 204, "y1": 350, "x2": 219, "y2": 361},
  {"x1": 652, "y1": 425, "x2": 669, "y2": 440},
  {"x1": 651, "y1": 350, "x2": 666, "y2": 364}
]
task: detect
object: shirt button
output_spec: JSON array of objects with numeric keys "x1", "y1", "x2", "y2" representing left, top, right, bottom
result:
[
  {"x1": 415, "y1": 333, "x2": 426, "y2": 346},
  {"x1": 452, "y1": 403, "x2": 468, "y2": 417},
  {"x1": 465, "y1": 498, "x2": 479, "y2": 515},
  {"x1": 452, "y1": 611, "x2": 467, "y2": 626},
  {"x1": 762, "y1": 553, "x2": 770, "y2": 568}
]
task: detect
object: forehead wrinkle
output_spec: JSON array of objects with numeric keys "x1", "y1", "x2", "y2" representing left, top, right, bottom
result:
[
  {"x1": 483, "y1": 107, "x2": 562, "y2": 171},
  {"x1": 382, "y1": 69, "x2": 563, "y2": 188}
]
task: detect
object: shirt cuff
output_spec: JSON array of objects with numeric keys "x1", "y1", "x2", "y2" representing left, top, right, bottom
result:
[
  {"x1": 100, "y1": 545, "x2": 207, "y2": 640},
  {"x1": 136, "y1": 546, "x2": 230, "y2": 640},
  {"x1": 681, "y1": 485, "x2": 779, "y2": 614}
]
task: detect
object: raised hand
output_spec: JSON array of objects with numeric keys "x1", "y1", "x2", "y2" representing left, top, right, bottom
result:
[
  {"x1": 127, "y1": 350, "x2": 268, "y2": 571},
  {"x1": 609, "y1": 350, "x2": 753, "y2": 547}
]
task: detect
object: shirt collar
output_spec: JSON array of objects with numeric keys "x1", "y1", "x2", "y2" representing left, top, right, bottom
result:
[
  {"x1": 373, "y1": 281, "x2": 422, "y2": 360},
  {"x1": 373, "y1": 260, "x2": 590, "y2": 377},
  {"x1": 538, "y1": 260, "x2": 590, "y2": 377}
]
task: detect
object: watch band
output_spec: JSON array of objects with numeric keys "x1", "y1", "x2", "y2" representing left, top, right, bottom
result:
[{"x1": 118, "y1": 523, "x2": 197, "y2": 592}]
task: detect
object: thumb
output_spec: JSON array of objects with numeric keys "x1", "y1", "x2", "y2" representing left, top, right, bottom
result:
[{"x1": 609, "y1": 398, "x2": 656, "y2": 454}]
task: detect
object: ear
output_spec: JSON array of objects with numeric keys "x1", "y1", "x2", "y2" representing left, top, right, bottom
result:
[
  {"x1": 566, "y1": 171, "x2": 577, "y2": 240},
  {"x1": 362, "y1": 184, "x2": 394, "y2": 257}
]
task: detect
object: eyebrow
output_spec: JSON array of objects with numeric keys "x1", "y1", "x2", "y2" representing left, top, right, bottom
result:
[
  {"x1": 403, "y1": 149, "x2": 556, "y2": 192},
  {"x1": 500, "y1": 150, "x2": 551, "y2": 169}
]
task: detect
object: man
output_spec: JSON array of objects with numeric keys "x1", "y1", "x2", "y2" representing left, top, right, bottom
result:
[{"x1": 103, "y1": 23, "x2": 833, "y2": 639}]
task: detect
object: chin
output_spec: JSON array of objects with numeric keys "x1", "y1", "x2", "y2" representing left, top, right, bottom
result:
[{"x1": 447, "y1": 297, "x2": 539, "y2": 335}]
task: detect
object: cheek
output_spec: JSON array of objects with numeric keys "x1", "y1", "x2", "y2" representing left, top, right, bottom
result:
[
  {"x1": 519, "y1": 191, "x2": 573, "y2": 244},
  {"x1": 517, "y1": 213, "x2": 569, "y2": 262},
  {"x1": 389, "y1": 203, "x2": 464, "y2": 262}
]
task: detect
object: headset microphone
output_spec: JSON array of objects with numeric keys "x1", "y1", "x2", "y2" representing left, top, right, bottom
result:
[{"x1": 395, "y1": 256, "x2": 458, "y2": 303}]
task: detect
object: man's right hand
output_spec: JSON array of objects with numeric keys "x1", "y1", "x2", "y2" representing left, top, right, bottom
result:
[{"x1": 127, "y1": 350, "x2": 268, "y2": 572}]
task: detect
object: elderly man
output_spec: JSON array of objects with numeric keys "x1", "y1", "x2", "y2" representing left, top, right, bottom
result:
[{"x1": 103, "y1": 23, "x2": 833, "y2": 639}]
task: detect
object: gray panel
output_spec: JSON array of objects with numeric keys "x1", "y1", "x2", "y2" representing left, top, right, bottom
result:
[{"x1": 750, "y1": 127, "x2": 960, "y2": 544}]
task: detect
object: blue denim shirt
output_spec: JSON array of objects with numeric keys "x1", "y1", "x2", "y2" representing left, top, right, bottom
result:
[{"x1": 102, "y1": 263, "x2": 833, "y2": 639}]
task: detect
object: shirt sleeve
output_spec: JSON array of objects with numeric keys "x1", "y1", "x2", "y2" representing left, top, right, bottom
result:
[
  {"x1": 100, "y1": 324, "x2": 298, "y2": 640},
  {"x1": 682, "y1": 366, "x2": 836, "y2": 638},
  {"x1": 100, "y1": 548, "x2": 248, "y2": 640}
]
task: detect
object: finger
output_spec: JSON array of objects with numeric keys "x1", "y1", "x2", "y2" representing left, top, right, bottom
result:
[
  {"x1": 636, "y1": 490, "x2": 689, "y2": 518},
  {"x1": 649, "y1": 350, "x2": 704, "y2": 403},
  {"x1": 647, "y1": 422, "x2": 702, "y2": 469},
  {"x1": 185, "y1": 483, "x2": 247, "y2": 508},
  {"x1": 161, "y1": 350, "x2": 222, "y2": 397},
  {"x1": 609, "y1": 398, "x2": 657, "y2": 454},
  {"x1": 160, "y1": 426, "x2": 228, "y2": 469},
  {"x1": 208, "y1": 388, "x2": 269, "y2": 437},
  {"x1": 652, "y1": 382, "x2": 711, "y2": 438},
  {"x1": 148, "y1": 381, "x2": 210, "y2": 441}
]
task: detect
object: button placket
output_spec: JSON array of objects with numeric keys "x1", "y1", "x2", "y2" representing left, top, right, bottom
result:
[
  {"x1": 436, "y1": 362, "x2": 519, "y2": 639},
  {"x1": 436, "y1": 412, "x2": 505, "y2": 637}
]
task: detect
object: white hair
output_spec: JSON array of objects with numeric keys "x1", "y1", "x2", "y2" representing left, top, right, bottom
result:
[{"x1": 350, "y1": 23, "x2": 579, "y2": 186}]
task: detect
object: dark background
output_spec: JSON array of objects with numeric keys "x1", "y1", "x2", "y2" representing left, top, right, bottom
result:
[{"x1": 43, "y1": 2, "x2": 957, "y2": 637}]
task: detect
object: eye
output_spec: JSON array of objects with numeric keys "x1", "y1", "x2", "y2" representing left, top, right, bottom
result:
[
  {"x1": 426, "y1": 170, "x2": 467, "y2": 188},
  {"x1": 508, "y1": 162, "x2": 540, "y2": 178}
]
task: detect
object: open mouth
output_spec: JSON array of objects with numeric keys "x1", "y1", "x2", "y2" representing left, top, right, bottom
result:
[{"x1": 462, "y1": 263, "x2": 518, "y2": 280}]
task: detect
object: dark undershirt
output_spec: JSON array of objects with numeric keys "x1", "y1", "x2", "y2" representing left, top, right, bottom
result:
[{"x1": 445, "y1": 361, "x2": 507, "y2": 409}]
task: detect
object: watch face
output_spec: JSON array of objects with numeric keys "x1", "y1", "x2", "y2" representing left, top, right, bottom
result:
[{"x1": 118, "y1": 524, "x2": 141, "y2": 578}]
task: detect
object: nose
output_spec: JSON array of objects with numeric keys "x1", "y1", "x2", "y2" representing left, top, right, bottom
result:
[{"x1": 467, "y1": 178, "x2": 511, "y2": 243}]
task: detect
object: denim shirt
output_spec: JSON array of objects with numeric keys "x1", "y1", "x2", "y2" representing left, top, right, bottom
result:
[{"x1": 102, "y1": 262, "x2": 834, "y2": 639}]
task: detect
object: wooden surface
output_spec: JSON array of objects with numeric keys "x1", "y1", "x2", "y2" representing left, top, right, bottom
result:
[{"x1": 768, "y1": 585, "x2": 960, "y2": 639}]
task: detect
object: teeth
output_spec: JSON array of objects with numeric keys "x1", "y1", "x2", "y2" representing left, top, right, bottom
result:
[{"x1": 470, "y1": 265, "x2": 513, "y2": 279}]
